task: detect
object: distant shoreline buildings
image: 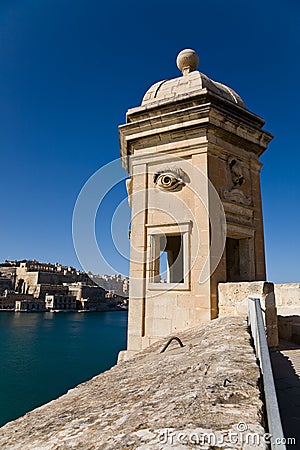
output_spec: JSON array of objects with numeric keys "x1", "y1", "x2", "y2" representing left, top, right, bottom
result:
[{"x1": 0, "y1": 259, "x2": 128, "y2": 312}]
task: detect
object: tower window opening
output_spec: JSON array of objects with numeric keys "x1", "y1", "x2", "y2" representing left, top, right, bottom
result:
[
  {"x1": 147, "y1": 221, "x2": 191, "y2": 290},
  {"x1": 226, "y1": 237, "x2": 252, "y2": 282},
  {"x1": 157, "y1": 234, "x2": 184, "y2": 283}
]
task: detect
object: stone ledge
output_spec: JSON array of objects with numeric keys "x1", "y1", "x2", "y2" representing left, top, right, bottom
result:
[
  {"x1": 218, "y1": 281, "x2": 279, "y2": 348},
  {"x1": 0, "y1": 316, "x2": 266, "y2": 449}
]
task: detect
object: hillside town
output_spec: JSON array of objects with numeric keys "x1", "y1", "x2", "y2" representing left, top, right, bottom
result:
[{"x1": 0, "y1": 260, "x2": 128, "y2": 312}]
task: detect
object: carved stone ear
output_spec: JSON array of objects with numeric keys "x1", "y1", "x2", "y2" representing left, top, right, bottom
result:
[
  {"x1": 228, "y1": 157, "x2": 237, "y2": 170},
  {"x1": 223, "y1": 157, "x2": 250, "y2": 205},
  {"x1": 153, "y1": 168, "x2": 189, "y2": 192},
  {"x1": 228, "y1": 157, "x2": 244, "y2": 187}
]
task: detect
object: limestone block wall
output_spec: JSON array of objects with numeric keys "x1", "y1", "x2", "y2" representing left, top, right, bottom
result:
[
  {"x1": 274, "y1": 284, "x2": 300, "y2": 343},
  {"x1": 15, "y1": 268, "x2": 39, "y2": 293},
  {"x1": 218, "y1": 281, "x2": 278, "y2": 348},
  {"x1": 125, "y1": 147, "x2": 218, "y2": 358},
  {"x1": 207, "y1": 142, "x2": 266, "y2": 283},
  {"x1": 274, "y1": 283, "x2": 300, "y2": 316}
]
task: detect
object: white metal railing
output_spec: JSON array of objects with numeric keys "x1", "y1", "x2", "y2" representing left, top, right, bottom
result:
[{"x1": 248, "y1": 296, "x2": 286, "y2": 450}]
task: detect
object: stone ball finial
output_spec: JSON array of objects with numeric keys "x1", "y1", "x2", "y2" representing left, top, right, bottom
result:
[{"x1": 176, "y1": 49, "x2": 199, "y2": 76}]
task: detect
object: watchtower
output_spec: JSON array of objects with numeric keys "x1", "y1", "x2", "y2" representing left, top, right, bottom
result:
[{"x1": 119, "y1": 49, "x2": 273, "y2": 359}]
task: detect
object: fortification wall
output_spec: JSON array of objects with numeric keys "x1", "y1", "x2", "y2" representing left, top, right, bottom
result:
[
  {"x1": 218, "y1": 281, "x2": 278, "y2": 348},
  {"x1": 274, "y1": 283, "x2": 300, "y2": 343},
  {"x1": 275, "y1": 283, "x2": 300, "y2": 315}
]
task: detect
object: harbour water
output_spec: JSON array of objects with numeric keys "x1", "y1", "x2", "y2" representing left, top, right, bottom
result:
[{"x1": 0, "y1": 311, "x2": 127, "y2": 427}]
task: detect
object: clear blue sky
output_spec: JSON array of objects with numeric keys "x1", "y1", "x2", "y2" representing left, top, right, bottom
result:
[{"x1": 0, "y1": 0, "x2": 299, "y2": 283}]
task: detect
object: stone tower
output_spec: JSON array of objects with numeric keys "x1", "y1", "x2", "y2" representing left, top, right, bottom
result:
[{"x1": 118, "y1": 49, "x2": 273, "y2": 360}]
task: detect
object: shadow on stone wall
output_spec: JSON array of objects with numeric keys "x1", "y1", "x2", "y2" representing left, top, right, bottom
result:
[
  {"x1": 270, "y1": 343, "x2": 300, "y2": 449},
  {"x1": 278, "y1": 315, "x2": 300, "y2": 344}
]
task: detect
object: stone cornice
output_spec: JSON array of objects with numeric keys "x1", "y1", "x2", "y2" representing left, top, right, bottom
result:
[{"x1": 119, "y1": 97, "x2": 273, "y2": 170}]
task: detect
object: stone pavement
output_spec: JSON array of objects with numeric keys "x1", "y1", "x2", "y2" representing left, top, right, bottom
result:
[{"x1": 270, "y1": 341, "x2": 300, "y2": 449}]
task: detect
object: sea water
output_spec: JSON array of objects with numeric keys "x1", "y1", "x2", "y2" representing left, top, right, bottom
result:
[{"x1": 0, "y1": 311, "x2": 127, "y2": 426}]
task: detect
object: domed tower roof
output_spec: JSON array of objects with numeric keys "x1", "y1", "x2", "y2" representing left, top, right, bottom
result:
[{"x1": 142, "y1": 49, "x2": 245, "y2": 108}]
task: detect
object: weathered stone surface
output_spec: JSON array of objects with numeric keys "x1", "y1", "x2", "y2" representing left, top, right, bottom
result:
[
  {"x1": 119, "y1": 50, "x2": 272, "y2": 358},
  {"x1": 0, "y1": 316, "x2": 266, "y2": 449},
  {"x1": 275, "y1": 283, "x2": 300, "y2": 316},
  {"x1": 218, "y1": 281, "x2": 279, "y2": 348},
  {"x1": 274, "y1": 284, "x2": 300, "y2": 342}
]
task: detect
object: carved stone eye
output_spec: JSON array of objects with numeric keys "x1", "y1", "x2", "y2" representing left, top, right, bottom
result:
[{"x1": 154, "y1": 172, "x2": 185, "y2": 191}]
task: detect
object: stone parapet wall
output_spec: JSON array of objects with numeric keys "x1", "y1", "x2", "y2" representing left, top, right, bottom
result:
[
  {"x1": 277, "y1": 315, "x2": 300, "y2": 344},
  {"x1": 274, "y1": 283, "x2": 300, "y2": 315},
  {"x1": 274, "y1": 284, "x2": 300, "y2": 343},
  {"x1": 0, "y1": 316, "x2": 266, "y2": 449},
  {"x1": 218, "y1": 281, "x2": 279, "y2": 348}
]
